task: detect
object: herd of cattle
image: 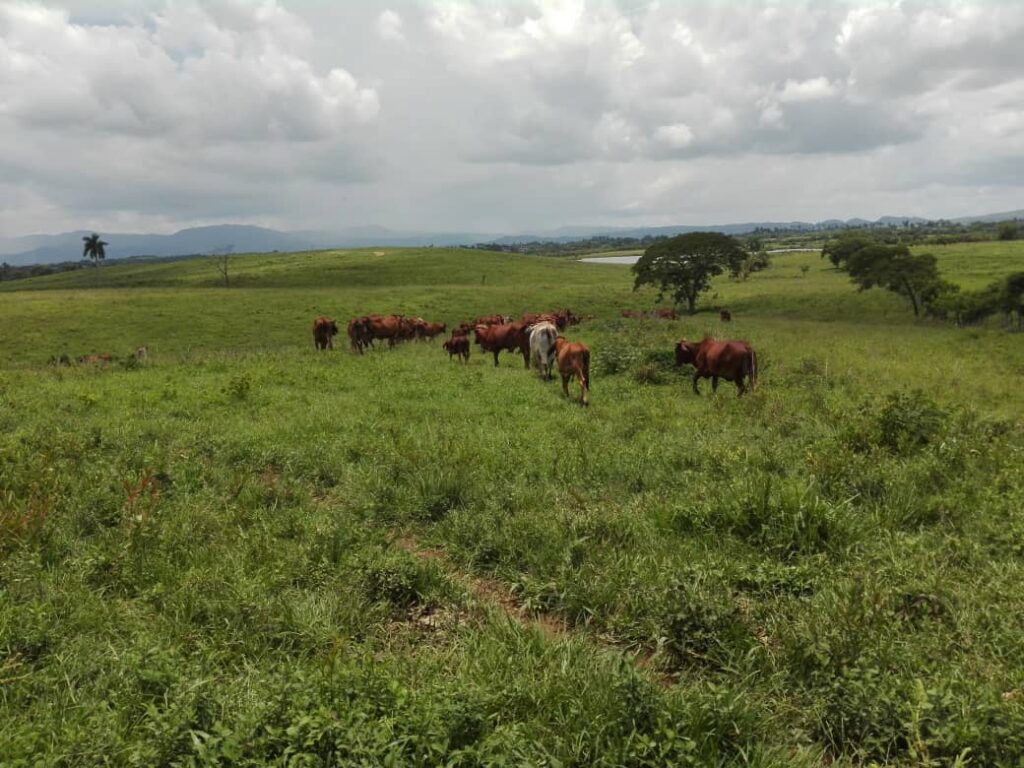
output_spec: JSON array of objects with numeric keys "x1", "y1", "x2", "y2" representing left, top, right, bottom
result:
[{"x1": 313, "y1": 308, "x2": 757, "y2": 402}]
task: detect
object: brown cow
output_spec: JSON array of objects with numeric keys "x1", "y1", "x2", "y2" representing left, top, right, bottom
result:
[
  {"x1": 457, "y1": 314, "x2": 505, "y2": 335},
  {"x1": 443, "y1": 333, "x2": 470, "y2": 363},
  {"x1": 361, "y1": 314, "x2": 409, "y2": 347},
  {"x1": 348, "y1": 317, "x2": 368, "y2": 353},
  {"x1": 77, "y1": 353, "x2": 112, "y2": 365},
  {"x1": 554, "y1": 336, "x2": 590, "y2": 406},
  {"x1": 654, "y1": 308, "x2": 679, "y2": 320},
  {"x1": 720, "y1": 309, "x2": 732, "y2": 322},
  {"x1": 417, "y1": 321, "x2": 447, "y2": 341},
  {"x1": 473, "y1": 321, "x2": 531, "y2": 368},
  {"x1": 674, "y1": 337, "x2": 757, "y2": 396},
  {"x1": 313, "y1": 316, "x2": 339, "y2": 350},
  {"x1": 521, "y1": 309, "x2": 579, "y2": 330}
]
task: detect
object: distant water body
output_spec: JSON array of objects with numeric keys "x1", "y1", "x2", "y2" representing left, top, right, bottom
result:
[{"x1": 578, "y1": 248, "x2": 818, "y2": 266}]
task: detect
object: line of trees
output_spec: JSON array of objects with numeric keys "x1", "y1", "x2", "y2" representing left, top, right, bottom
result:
[{"x1": 823, "y1": 233, "x2": 1024, "y2": 328}]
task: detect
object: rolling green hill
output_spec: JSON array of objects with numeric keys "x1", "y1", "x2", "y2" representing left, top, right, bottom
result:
[{"x1": 2, "y1": 244, "x2": 1024, "y2": 766}]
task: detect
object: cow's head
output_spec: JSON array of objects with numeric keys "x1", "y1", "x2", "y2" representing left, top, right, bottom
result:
[
  {"x1": 330, "y1": 321, "x2": 339, "y2": 335},
  {"x1": 674, "y1": 340, "x2": 696, "y2": 367}
]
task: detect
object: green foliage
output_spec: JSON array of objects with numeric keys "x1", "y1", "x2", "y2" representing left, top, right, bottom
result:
[
  {"x1": 998, "y1": 221, "x2": 1019, "y2": 241},
  {"x1": 821, "y1": 233, "x2": 875, "y2": 267},
  {"x1": 632, "y1": 231, "x2": 747, "y2": 314},
  {"x1": 1, "y1": 245, "x2": 1024, "y2": 765},
  {"x1": 82, "y1": 232, "x2": 108, "y2": 267},
  {"x1": 876, "y1": 390, "x2": 946, "y2": 452},
  {"x1": 845, "y1": 245, "x2": 942, "y2": 316}
]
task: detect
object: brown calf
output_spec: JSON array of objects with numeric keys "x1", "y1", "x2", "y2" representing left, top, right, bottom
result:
[
  {"x1": 442, "y1": 333, "x2": 470, "y2": 363},
  {"x1": 554, "y1": 336, "x2": 590, "y2": 406}
]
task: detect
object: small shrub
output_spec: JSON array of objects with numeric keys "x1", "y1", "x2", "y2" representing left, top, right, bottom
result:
[
  {"x1": 877, "y1": 390, "x2": 946, "y2": 452},
  {"x1": 596, "y1": 345, "x2": 641, "y2": 375},
  {"x1": 660, "y1": 577, "x2": 750, "y2": 669},
  {"x1": 223, "y1": 374, "x2": 251, "y2": 401},
  {"x1": 632, "y1": 363, "x2": 663, "y2": 385},
  {"x1": 358, "y1": 552, "x2": 443, "y2": 612}
]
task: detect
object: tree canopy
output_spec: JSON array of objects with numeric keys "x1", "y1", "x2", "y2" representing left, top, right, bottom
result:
[
  {"x1": 631, "y1": 232, "x2": 747, "y2": 314},
  {"x1": 82, "y1": 233, "x2": 108, "y2": 267},
  {"x1": 845, "y1": 244, "x2": 941, "y2": 317},
  {"x1": 821, "y1": 233, "x2": 875, "y2": 268}
]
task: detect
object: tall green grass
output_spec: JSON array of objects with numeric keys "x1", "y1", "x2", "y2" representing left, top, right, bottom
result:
[{"x1": 2, "y1": 245, "x2": 1024, "y2": 765}]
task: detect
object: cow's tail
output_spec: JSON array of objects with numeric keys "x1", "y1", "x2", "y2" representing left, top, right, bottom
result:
[
  {"x1": 582, "y1": 348, "x2": 591, "y2": 392},
  {"x1": 745, "y1": 348, "x2": 758, "y2": 392}
]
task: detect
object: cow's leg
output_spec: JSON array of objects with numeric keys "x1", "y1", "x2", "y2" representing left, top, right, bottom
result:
[
  {"x1": 692, "y1": 373, "x2": 701, "y2": 394},
  {"x1": 561, "y1": 374, "x2": 570, "y2": 397},
  {"x1": 578, "y1": 369, "x2": 589, "y2": 406},
  {"x1": 737, "y1": 379, "x2": 746, "y2": 397},
  {"x1": 712, "y1": 375, "x2": 719, "y2": 392},
  {"x1": 493, "y1": 350, "x2": 500, "y2": 367}
]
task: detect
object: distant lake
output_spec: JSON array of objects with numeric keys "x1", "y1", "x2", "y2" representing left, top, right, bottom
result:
[
  {"x1": 578, "y1": 255, "x2": 639, "y2": 265},
  {"x1": 579, "y1": 248, "x2": 818, "y2": 266}
]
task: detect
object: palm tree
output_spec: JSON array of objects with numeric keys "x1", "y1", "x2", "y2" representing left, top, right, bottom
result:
[{"x1": 82, "y1": 233, "x2": 108, "y2": 266}]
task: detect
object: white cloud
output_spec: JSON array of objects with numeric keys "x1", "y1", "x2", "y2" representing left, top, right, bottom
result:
[
  {"x1": 779, "y1": 77, "x2": 838, "y2": 103},
  {"x1": 376, "y1": 8, "x2": 405, "y2": 43},
  {"x1": 654, "y1": 123, "x2": 694, "y2": 149},
  {"x1": 2, "y1": 0, "x2": 1024, "y2": 237},
  {"x1": 0, "y1": 1, "x2": 379, "y2": 141}
]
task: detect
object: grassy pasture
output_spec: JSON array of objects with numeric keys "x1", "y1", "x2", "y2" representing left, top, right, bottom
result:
[{"x1": 2, "y1": 243, "x2": 1024, "y2": 766}]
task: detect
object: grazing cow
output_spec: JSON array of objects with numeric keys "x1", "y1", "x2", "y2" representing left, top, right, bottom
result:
[
  {"x1": 418, "y1": 321, "x2": 447, "y2": 341},
  {"x1": 554, "y1": 336, "x2": 590, "y2": 406},
  {"x1": 457, "y1": 314, "x2": 506, "y2": 335},
  {"x1": 313, "y1": 316, "x2": 339, "y2": 350},
  {"x1": 674, "y1": 337, "x2": 757, "y2": 396},
  {"x1": 720, "y1": 309, "x2": 732, "y2": 322},
  {"x1": 135, "y1": 346, "x2": 148, "y2": 361},
  {"x1": 654, "y1": 308, "x2": 679, "y2": 320},
  {"x1": 521, "y1": 309, "x2": 579, "y2": 330},
  {"x1": 443, "y1": 333, "x2": 470, "y2": 363},
  {"x1": 473, "y1": 321, "x2": 531, "y2": 368},
  {"x1": 360, "y1": 314, "x2": 409, "y2": 348},
  {"x1": 528, "y1": 321, "x2": 558, "y2": 380},
  {"x1": 77, "y1": 353, "x2": 112, "y2": 365},
  {"x1": 348, "y1": 317, "x2": 368, "y2": 353}
]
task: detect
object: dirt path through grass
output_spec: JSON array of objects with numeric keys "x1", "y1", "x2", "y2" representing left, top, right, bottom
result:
[{"x1": 391, "y1": 531, "x2": 674, "y2": 687}]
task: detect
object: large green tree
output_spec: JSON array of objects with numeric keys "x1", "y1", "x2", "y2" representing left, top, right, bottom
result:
[
  {"x1": 631, "y1": 232, "x2": 746, "y2": 314},
  {"x1": 845, "y1": 244, "x2": 941, "y2": 317},
  {"x1": 82, "y1": 233, "x2": 108, "y2": 267},
  {"x1": 821, "y1": 233, "x2": 874, "y2": 268}
]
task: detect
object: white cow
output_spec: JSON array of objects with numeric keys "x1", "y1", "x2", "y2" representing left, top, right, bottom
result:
[{"x1": 528, "y1": 321, "x2": 558, "y2": 380}]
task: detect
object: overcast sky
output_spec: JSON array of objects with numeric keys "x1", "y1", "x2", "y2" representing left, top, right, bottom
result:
[{"x1": 1, "y1": 0, "x2": 1023, "y2": 237}]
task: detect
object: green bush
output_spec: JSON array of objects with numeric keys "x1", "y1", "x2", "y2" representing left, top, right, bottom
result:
[{"x1": 877, "y1": 390, "x2": 946, "y2": 452}]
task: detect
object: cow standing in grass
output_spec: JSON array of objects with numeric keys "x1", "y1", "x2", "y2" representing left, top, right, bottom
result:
[
  {"x1": 473, "y1": 321, "x2": 531, "y2": 368},
  {"x1": 313, "y1": 316, "x2": 339, "y2": 350},
  {"x1": 554, "y1": 336, "x2": 590, "y2": 406},
  {"x1": 443, "y1": 333, "x2": 470, "y2": 363},
  {"x1": 674, "y1": 337, "x2": 756, "y2": 396},
  {"x1": 528, "y1": 321, "x2": 558, "y2": 380}
]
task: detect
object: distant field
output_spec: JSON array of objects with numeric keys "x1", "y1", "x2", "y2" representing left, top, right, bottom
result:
[{"x1": 2, "y1": 245, "x2": 1024, "y2": 765}]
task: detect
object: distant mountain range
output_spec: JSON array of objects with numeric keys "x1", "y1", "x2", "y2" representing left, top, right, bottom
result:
[{"x1": 2, "y1": 209, "x2": 1022, "y2": 266}]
